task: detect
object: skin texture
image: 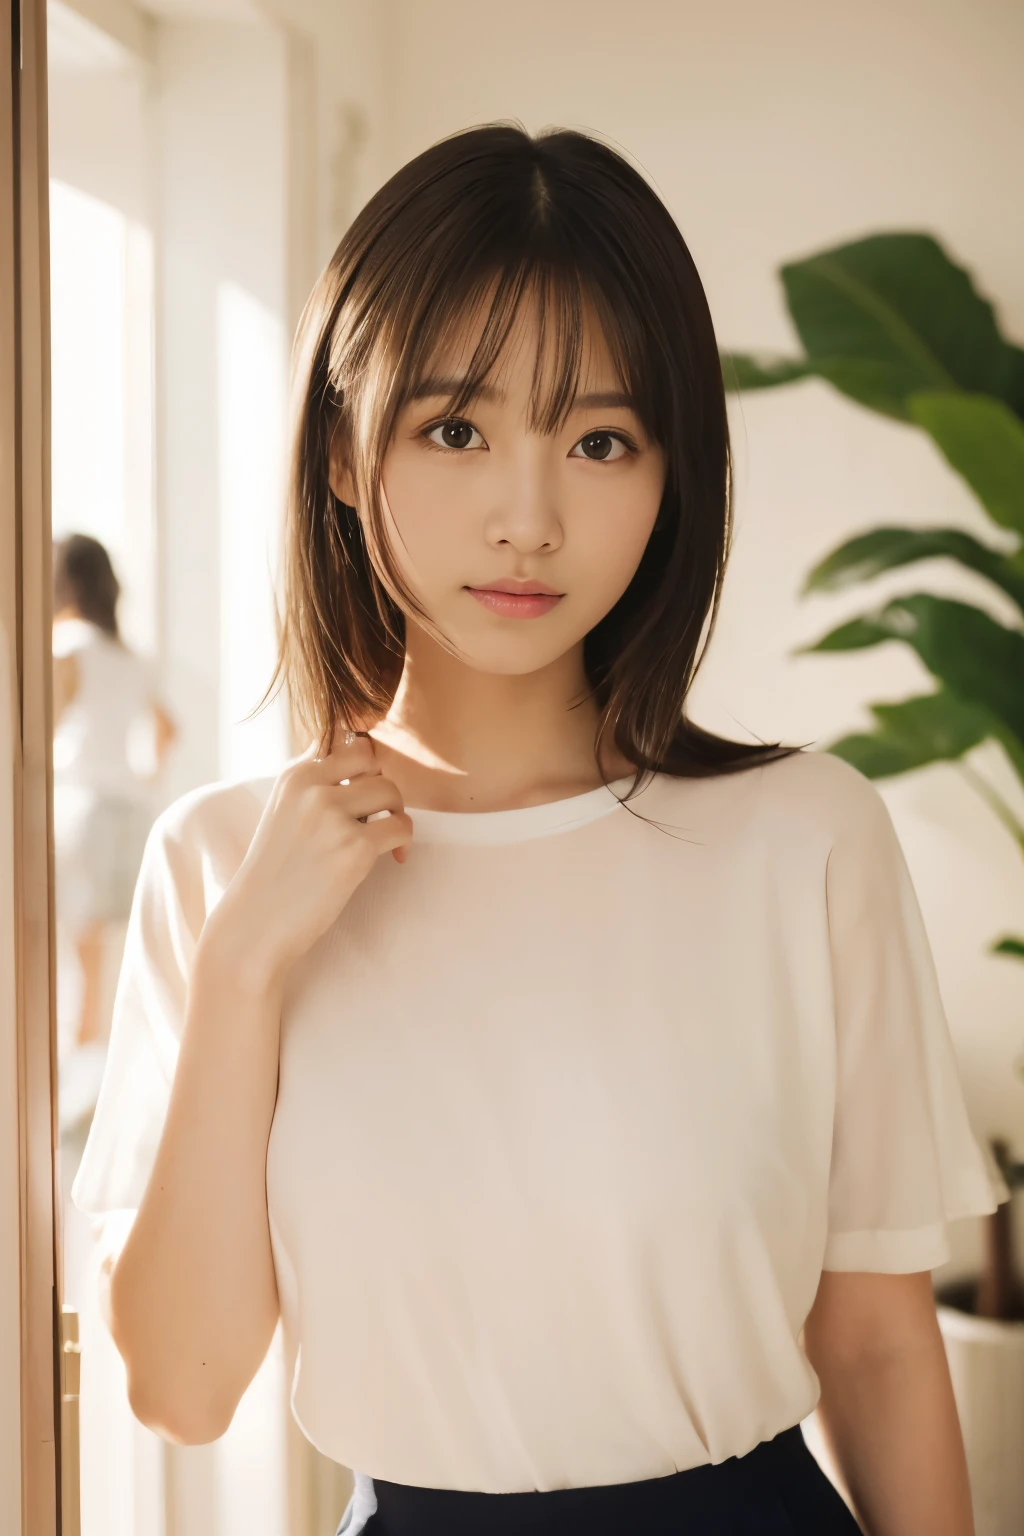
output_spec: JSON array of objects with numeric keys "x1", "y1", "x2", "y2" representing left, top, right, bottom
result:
[
  {"x1": 106, "y1": 303, "x2": 975, "y2": 1536},
  {"x1": 803, "y1": 1270, "x2": 975, "y2": 1534}
]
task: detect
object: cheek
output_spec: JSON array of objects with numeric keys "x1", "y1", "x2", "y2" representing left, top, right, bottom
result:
[
  {"x1": 380, "y1": 453, "x2": 468, "y2": 586},
  {"x1": 568, "y1": 468, "x2": 662, "y2": 598}
]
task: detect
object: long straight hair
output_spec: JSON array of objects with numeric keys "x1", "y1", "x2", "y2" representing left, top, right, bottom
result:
[{"x1": 275, "y1": 123, "x2": 793, "y2": 783}]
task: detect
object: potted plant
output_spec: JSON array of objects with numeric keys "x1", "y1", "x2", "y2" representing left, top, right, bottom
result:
[{"x1": 723, "y1": 233, "x2": 1024, "y2": 1535}]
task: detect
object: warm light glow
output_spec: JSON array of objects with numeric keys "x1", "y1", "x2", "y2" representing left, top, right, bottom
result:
[
  {"x1": 50, "y1": 179, "x2": 127, "y2": 552},
  {"x1": 217, "y1": 281, "x2": 290, "y2": 777},
  {"x1": 49, "y1": 178, "x2": 156, "y2": 651}
]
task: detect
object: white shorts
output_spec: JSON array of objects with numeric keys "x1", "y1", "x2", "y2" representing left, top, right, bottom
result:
[{"x1": 54, "y1": 787, "x2": 151, "y2": 926}]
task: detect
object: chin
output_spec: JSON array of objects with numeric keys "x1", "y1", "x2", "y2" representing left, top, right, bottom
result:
[
  {"x1": 444, "y1": 625, "x2": 578, "y2": 678},
  {"x1": 461, "y1": 645, "x2": 571, "y2": 678}
]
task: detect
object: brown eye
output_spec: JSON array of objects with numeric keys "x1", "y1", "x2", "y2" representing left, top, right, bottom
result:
[
  {"x1": 571, "y1": 431, "x2": 628, "y2": 462},
  {"x1": 426, "y1": 418, "x2": 483, "y2": 450}
]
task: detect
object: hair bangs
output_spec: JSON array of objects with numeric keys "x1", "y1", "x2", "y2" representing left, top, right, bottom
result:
[{"x1": 365, "y1": 233, "x2": 665, "y2": 459}]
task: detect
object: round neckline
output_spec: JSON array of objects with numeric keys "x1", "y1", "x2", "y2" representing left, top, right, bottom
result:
[{"x1": 406, "y1": 774, "x2": 640, "y2": 846}]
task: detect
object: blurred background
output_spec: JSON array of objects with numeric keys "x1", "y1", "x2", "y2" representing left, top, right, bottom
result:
[{"x1": 47, "y1": 1, "x2": 1024, "y2": 1533}]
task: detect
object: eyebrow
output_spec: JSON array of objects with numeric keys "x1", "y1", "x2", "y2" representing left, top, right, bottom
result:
[{"x1": 406, "y1": 376, "x2": 636, "y2": 412}]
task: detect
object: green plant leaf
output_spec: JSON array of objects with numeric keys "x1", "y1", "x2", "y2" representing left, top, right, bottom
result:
[
  {"x1": 992, "y1": 727, "x2": 1024, "y2": 788},
  {"x1": 720, "y1": 353, "x2": 815, "y2": 392},
  {"x1": 908, "y1": 392, "x2": 1024, "y2": 538},
  {"x1": 800, "y1": 613, "x2": 897, "y2": 652},
  {"x1": 992, "y1": 937, "x2": 1024, "y2": 961},
  {"x1": 1007, "y1": 345, "x2": 1024, "y2": 421},
  {"x1": 828, "y1": 690, "x2": 993, "y2": 778},
  {"x1": 888, "y1": 596, "x2": 1024, "y2": 742},
  {"x1": 801, "y1": 593, "x2": 1024, "y2": 743},
  {"x1": 722, "y1": 353, "x2": 922, "y2": 421},
  {"x1": 810, "y1": 360, "x2": 919, "y2": 421},
  {"x1": 781, "y1": 234, "x2": 1020, "y2": 412},
  {"x1": 803, "y1": 526, "x2": 1024, "y2": 611}
]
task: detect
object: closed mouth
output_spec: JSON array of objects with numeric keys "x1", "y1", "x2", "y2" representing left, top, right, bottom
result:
[{"x1": 464, "y1": 585, "x2": 565, "y2": 618}]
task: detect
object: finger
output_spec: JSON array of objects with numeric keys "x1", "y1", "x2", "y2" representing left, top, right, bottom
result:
[
  {"x1": 328, "y1": 730, "x2": 380, "y2": 778},
  {"x1": 300, "y1": 734, "x2": 380, "y2": 783},
  {"x1": 364, "y1": 810, "x2": 413, "y2": 857},
  {"x1": 328, "y1": 725, "x2": 380, "y2": 755},
  {"x1": 336, "y1": 776, "x2": 405, "y2": 821}
]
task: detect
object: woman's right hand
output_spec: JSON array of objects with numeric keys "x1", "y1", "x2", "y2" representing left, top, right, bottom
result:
[{"x1": 198, "y1": 733, "x2": 412, "y2": 989}]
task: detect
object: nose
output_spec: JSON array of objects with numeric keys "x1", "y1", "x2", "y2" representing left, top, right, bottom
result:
[{"x1": 482, "y1": 442, "x2": 563, "y2": 555}]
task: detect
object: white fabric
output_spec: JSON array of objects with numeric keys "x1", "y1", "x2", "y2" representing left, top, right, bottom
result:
[
  {"x1": 334, "y1": 1473, "x2": 377, "y2": 1535},
  {"x1": 72, "y1": 750, "x2": 1007, "y2": 1495},
  {"x1": 54, "y1": 794, "x2": 153, "y2": 927},
  {"x1": 53, "y1": 617, "x2": 155, "y2": 801}
]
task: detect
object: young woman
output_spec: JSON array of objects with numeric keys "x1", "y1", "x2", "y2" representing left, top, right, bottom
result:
[
  {"x1": 73, "y1": 125, "x2": 1005, "y2": 1535},
  {"x1": 52, "y1": 533, "x2": 177, "y2": 1123}
]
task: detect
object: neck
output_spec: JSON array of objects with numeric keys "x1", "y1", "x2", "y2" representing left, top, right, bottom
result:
[{"x1": 371, "y1": 627, "x2": 631, "y2": 813}]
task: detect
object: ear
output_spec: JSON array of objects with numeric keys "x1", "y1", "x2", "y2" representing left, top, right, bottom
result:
[{"x1": 327, "y1": 435, "x2": 358, "y2": 507}]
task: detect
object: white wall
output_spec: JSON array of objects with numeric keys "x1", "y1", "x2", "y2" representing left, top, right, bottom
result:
[
  {"x1": 48, "y1": 3, "x2": 293, "y2": 799},
  {"x1": 48, "y1": 17, "x2": 157, "y2": 655},
  {"x1": 155, "y1": 16, "x2": 291, "y2": 797},
  {"x1": 360, "y1": 0, "x2": 1024, "y2": 1276},
  {"x1": 258, "y1": 0, "x2": 390, "y2": 272}
]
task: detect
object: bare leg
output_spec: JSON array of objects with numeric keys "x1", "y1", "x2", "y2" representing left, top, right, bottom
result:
[{"x1": 73, "y1": 921, "x2": 107, "y2": 1047}]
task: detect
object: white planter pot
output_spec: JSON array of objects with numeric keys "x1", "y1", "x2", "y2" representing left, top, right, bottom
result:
[{"x1": 938, "y1": 1301, "x2": 1024, "y2": 1536}]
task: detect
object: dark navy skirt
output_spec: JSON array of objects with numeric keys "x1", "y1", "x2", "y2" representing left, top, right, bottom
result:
[{"x1": 344, "y1": 1423, "x2": 862, "y2": 1534}]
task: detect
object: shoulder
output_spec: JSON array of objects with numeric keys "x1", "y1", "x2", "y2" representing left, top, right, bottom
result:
[
  {"x1": 642, "y1": 749, "x2": 894, "y2": 859},
  {"x1": 753, "y1": 753, "x2": 908, "y2": 916},
  {"x1": 51, "y1": 617, "x2": 95, "y2": 658},
  {"x1": 145, "y1": 775, "x2": 276, "y2": 905},
  {"x1": 751, "y1": 749, "x2": 892, "y2": 845},
  {"x1": 153, "y1": 774, "x2": 275, "y2": 854}
]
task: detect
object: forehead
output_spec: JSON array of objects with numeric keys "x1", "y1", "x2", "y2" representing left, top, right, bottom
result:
[{"x1": 409, "y1": 283, "x2": 626, "y2": 409}]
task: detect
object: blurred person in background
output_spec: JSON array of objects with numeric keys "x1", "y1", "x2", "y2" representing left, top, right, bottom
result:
[{"x1": 52, "y1": 533, "x2": 177, "y2": 1130}]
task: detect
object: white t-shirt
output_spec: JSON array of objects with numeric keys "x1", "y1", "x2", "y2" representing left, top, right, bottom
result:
[
  {"x1": 52, "y1": 617, "x2": 155, "y2": 802},
  {"x1": 72, "y1": 749, "x2": 1006, "y2": 1493}
]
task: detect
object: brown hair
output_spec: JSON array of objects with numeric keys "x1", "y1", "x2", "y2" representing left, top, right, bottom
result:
[
  {"x1": 53, "y1": 533, "x2": 121, "y2": 639},
  {"x1": 275, "y1": 122, "x2": 793, "y2": 782}
]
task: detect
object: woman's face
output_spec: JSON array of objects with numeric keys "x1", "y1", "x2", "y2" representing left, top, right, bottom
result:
[{"x1": 354, "y1": 301, "x2": 666, "y2": 678}]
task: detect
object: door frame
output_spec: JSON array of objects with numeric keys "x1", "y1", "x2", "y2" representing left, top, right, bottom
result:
[{"x1": 1, "y1": 1, "x2": 61, "y2": 1533}]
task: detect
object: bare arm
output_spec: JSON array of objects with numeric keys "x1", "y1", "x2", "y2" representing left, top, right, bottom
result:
[
  {"x1": 106, "y1": 737, "x2": 412, "y2": 1443},
  {"x1": 803, "y1": 1269, "x2": 974, "y2": 1536},
  {"x1": 151, "y1": 700, "x2": 178, "y2": 773},
  {"x1": 109, "y1": 950, "x2": 282, "y2": 1442}
]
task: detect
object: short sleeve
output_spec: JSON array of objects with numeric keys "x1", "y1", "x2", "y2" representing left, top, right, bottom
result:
[
  {"x1": 70, "y1": 806, "x2": 207, "y2": 1218},
  {"x1": 821, "y1": 767, "x2": 1009, "y2": 1273},
  {"x1": 51, "y1": 616, "x2": 91, "y2": 659}
]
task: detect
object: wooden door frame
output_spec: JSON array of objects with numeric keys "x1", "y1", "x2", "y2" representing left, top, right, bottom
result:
[{"x1": 1, "y1": 1, "x2": 61, "y2": 1533}]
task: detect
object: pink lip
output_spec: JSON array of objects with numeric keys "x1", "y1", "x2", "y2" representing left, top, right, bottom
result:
[{"x1": 466, "y1": 581, "x2": 564, "y2": 619}]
